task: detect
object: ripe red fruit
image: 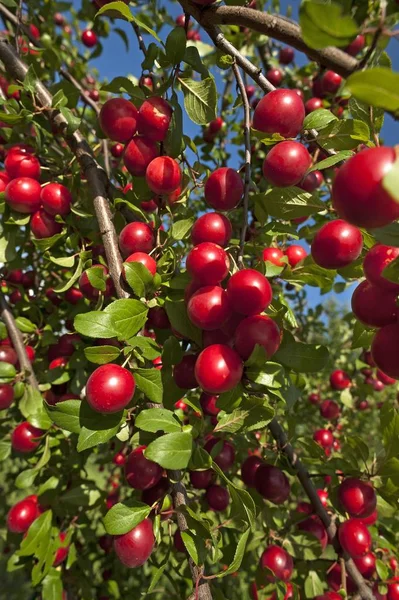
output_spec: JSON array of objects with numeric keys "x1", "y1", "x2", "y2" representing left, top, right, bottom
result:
[
  {"x1": 7, "y1": 497, "x2": 40, "y2": 533},
  {"x1": 113, "y1": 452, "x2": 126, "y2": 466},
  {"x1": 313, "y1": 429, "x2": 334, "y2": 449},
  {"x1": 0, "y1": 345, "x2": 18, "y2": 365},
  {"x1": 54, "y1": 12, "x2": 65, "y2": 26},
  {"x1": 285, "y1": 246, "x2": 307, "y2": 270},
  {"x1": 139, "y1": 75, "x2": 154, "y2": 90},
  {"x1": 338, "y1": 478, "x2": 377, "y2": 518},
  {"x1": 49, "y1": 356, "x2": 68, "y2": 370},
  {"x1": 377, "y1": 369, "x2": 396, "y2": 385},
  {"x1": 186, "y1": 242, "x2": 229, "y2": 285},
  {"x1": 119, "y1": 222, "x2": 155, "y2": 257},
  {"x1": 141, "y1": 476, "x2": 169, "y2": 505},
  {"x1": 205, "y1": 484, "x2": 230, "y2": 511},
  {"x1": 311, "y1": 220, "x2": 363, "y2": 269},
  {"x1": 330, "y1": 369, "x2": 351, "y2": 390},
  {"x1": 241, "y1": 455, "x2": 263, "y2": 487},
  {"x1": 260, "y1": 545, "x2": 293, "y2": 581},
  {"x1": 147, "y1": 307, "x2": 170, "y2": 329},
  {"x1": 317, "y1": 489, "x2": 329, "y2": 507},
  {"x1": 138, "y1": 97, "x2": 172, "y2": 142},
  {"x1": 31, "y1": 210, "x2": 62, "y2": 239},
  {"x1": 11, "y1": 422, "x2": 43, "y2": 453},
  {"x1": 346, "y1": 35, "x2": 365, "y2": 56},
  {"x1": 308, "y1": 392, "x2": 321, "y2": 404},
  {"x1": 0, "y1": 383, "x2": 14, "y2": 409},
  {"x1": 372, "y1": 323, "x2": 399, "y2": 379},
  {"x1": 113, "y1": 518, "x2": 155, "y2": 568},
  {"x1": 227, "y1": 269, "x2": 272, "y2": 316},
  {"x1": 123, "y1": 136, "x2": 158, "y2": 177},
  {"x1": 354, "y1": 552, "x2": 376, "y2": 578},
  {"x1": 195, "y1": 344, "x2": 243, "y2": 394},
  {"x1": 279, "y1": 46, "x2": 294, "y2": 64},
  {"x1": 125, "y1": 446, "x2": 163, "y2": 490},
  {"x1": 187, "y1": 286, "x2": 232, "y2": 331},
  {"x1": 110, "y1": 143, "x2": 124, "y2": 158},
  {"x1": 86, "y1": 364, "x2": 136, "y2": 413},
  {"x1": 204, "y1": 167, "x2": 243, "y2": 211},
  {"x1": 209, "y1": 117, "x2": 224, "y2": 134},
  {"x1": 321, "y1": 71, "x2": 342, "y2": 95},
  {"x1": 315, "y1": 593, "x2": 342, "y2": 600},
  {"x1": 65, "y1": 287, "x2": 83, "y2": 305},
  {"x1": 363, "y1": 245, "x2": 399, "y2": 292},
  {"x1": 191, "y1": 212, "x2": 232, "y2": 247},
  {"x1": 388, "y1": 583, "x2": 399, "y2": 600},
  {"x1": 79, "y1": 265, "x2": 113, "y2": 300},
  {"x1": 253, "y1": 89, "x2": 305, "y2": 138},
  {"x1": 190, "y1": 469, "x2": 214, "y2": 489},
  {"x1": 298, "y1": 515, "x2": 328, "y2": 550},
  {"x1": 146, "y1": 156, "x2": 181, "y2": 195},
  {"x1": 263, "y1": 141, "x2": 311, "y2": 187},
  {"x1": 267, "y1": 68, "x2": 283, "y2": 87},
  {"x1": 99, "y1": 98, "x2": 138, "y2": 142},
  {"x1": 327, "y1": 562, "x2": 356, "y2": 593},
  {"x1": 319, "y1": 399, "x2": 340, "y2": 420},
  {"x1": 262, "y1": 247, "x2": 285, "y2": 266},
  {"x1": 234, "y1": 315, "x2": 281, "y2": 360},
  {"x1": 332, "y1": 147, "x2": 399, "y2": 228},
  {"x1": 5, "y1": 177, "x2": 42, "y2": 213},
  {"x1": 204, "y1": 438, "x2": 235, "y2": 470},
  {"x1": 351, "y1": 280, "x2": 398, "y2": 328},
  {"x1": 5, "y1": 147, "x2": 41, "y2": 180},
  {"x1": 41, "y1": 183, "x2": 72, "y2": 216},
  {"x1": 82, "y1": 29, "x2": 98, "y2": 48},
  {"x1": 173, "y1": 354, "x2": 198, "y2": 389},
  {"x1": 255, "y1": 464, "x2": 290, "y2": 504},
  {"x1": 125, "y1": 252, "x2": 157, "y2": 276},
  {"x1": 305, "y1": 97, "x2": 323, "y2": 114},
  {"x1": 338, "y1": 518, "x2": 371, "y2": 558},
  {"x1": 53, "y1": 532, "x2": 69, "y2": 566}
]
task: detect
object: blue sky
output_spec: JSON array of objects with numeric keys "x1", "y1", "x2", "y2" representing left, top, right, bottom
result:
[{"x1": 74, "y1": 0, "x2": 399, "y2": 311}]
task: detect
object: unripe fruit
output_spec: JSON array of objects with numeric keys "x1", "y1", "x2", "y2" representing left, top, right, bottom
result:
[
  {"x1": 297, "y1": 515, "x2": 328, "y2": 550},
  {"x1": 191, "y1": 212, "x2": 232, "y2": 247},
  {"x1": 263, "y1": 141, "x2": 312, "y2": 187},
  {"x1": 371, "y1": 323, "x2": 399, "y2": 380},
  {"x1": 146, "y1": 156, "x2": 181, "y2": 195},
  {"x1": 195, "y1": 344, "x2": 243, "y2": 394},
  {"x1": 321, "y1": 71, "x2": 342, "y2": 95},
  {"x1": 234, "y1": 315, "x2": 281, "y2": 360},
  {"x1": 173, "y1": 354, "x2": 198, "y2": 389},
  {"x1": 125, "y1": 446, "x2": 163, "y2": 490},
  {"x1": 204, "y1": 167, "x2": 243, "y2": 211},
  {"x1": 119, "y1": 222, "x2": 155, "y2": 257},
  {"x1": 138, "y1": 97, "x2": 172, "y2": 142},
  {"x1": 241, "y1": 455, "x2": 263, "y2": 487},
  {"x1": 41, "y1": 183, "x2": 72, "y2": 216},
  {"x1": 11, "y1": 422, "x2": 43, "y2": 453},
  {"x1": 205, "y1": 484, "x2": 230, "y2": 511},
  {"x1": 227, "y1": 269, "x2": 272, "y2": 316},
  {"x1": 279, "y1": 46, "x2": 294, "y2": 64},
  {"x1": 31, "y1": 210, "x2": 62, "y2": 239},
  {"x1": 82, "y1": 29, "x2": 98, "y2": 48},
  {"x1": 5, "y1": 177, "x2": 42, "y2": 213},
  {"x1": 123, "y1": 136, "x2": 158, "y2": 177},
  {"x1": 311, "y1": 220, "x2": 363, "y2": 269},
  {"x1": 200, "y1": 392, "x2": 220, "y2": 416},
  {"x1": 125, "y1": 252, "x2": 157, "y2": 276},
  {"x1": 99, "y1": 98, "x2": 138, "y2": 142},
  {"x1": 319, "y1": 399, "x2": 340, "y2": 420},
  {"x1": 260, "y1": 545, "x2": 294, "y2": 581},
  {"x1": 190, "y1": 469, "x2": 214, "y2": 489},
  {"x1": 0, "y1": 383, "x2": 14, "y2": 409},
  {"x1": 186, "y1": 242, "x2": 229, "y2": 285},
  {"x1": 5, "y1": 147, "x2": 41, "y2": 180},
  {"x1": 86, "y1": 364, "x2": 136, "y2": 413},
  {"x1": 354, "y1": 552, "x2": 376, "y2": 578},
  {"x1": 253, "y1": 89, "x2": 305, "y2": 138},
  {"x1": 285, "y1": 245, "x2": 307, "y2": 268},
  {"x1": 204, "y1": 437, "x2": 235, "y2": 470},
  {"x1": 338, "y1": 518, "x2": 371, "y2": 558},
  {"x1": 255, "y1": 463, "x2": 290, "y2": 504},
  {"x1": 330, "y1": 369, "x2": 351, "y2": 390},
  {"x1": 113, "y1": 518, "x2": 155, "y2": 567},
  {"x1": 338, "y1": 478, "x2": 377, "y2": 518},
  {"x1": 363, "y1": 245, "x2": 399, "y2": 292},
  {"x1": 187, "y1": 286, "x2": 232, "y2": 331},
  {"x1": 305, "y1": 97, "x2": 323, "y2": 114},
  {"x1": 332, "y1": 147, "x2": 399, "y2": 228},
  {"x1": 313, "y1": 429, "x2": 334, "y2": 449},
  {"x1": 78, "y1": 265, "x2": 113, "y2": 300},
  {"x1": 7, "y1": 497, "x2": 40, "y2": 533},
  {"x1": 351, "y1": 280, "x2": 398, "y2": 328}
]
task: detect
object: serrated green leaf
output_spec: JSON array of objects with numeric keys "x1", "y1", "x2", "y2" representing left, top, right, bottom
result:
[
  {"x1": 179, "y1": 77, "x2": 217, "y2": 125},
  {"x1": 254, "y1": 187, "x2": 325, "y2": 221},
  {"x1": 105, "y1": 299, "x2": 148, "y2": 341}
]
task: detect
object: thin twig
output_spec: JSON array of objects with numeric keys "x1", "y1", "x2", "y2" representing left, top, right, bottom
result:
[
  {"x1": 232, "y1": 63, "x2": 251, "y2": 269},
  {"x1": 359, "y1": 0, "x2": 387, "y2": 69},
  {"x1": 102, "y1": 139, "x2": 110, "y2": 177},
  {"x1": 340, "y1": 557, "x2": 347, "y2": 594},
  {"x1": 131, "y1": 22, "x2": 147, "y2": 57}
]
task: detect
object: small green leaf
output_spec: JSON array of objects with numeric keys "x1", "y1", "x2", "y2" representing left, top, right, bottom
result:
[
  {"x1": 145, "y1": 431, "x2": 192, "y2": 469},
  {"x1": 46, "y1": 399, "x2": 81, "y2": 434},
  {"x1": 254, "y1": 187, "x2": 325, "y2": 221},
  {"x1": 18, "y1": 510, "x2": 52, "y2": 557},
  {"x1": 135, "y1": 368, "x2": 163, "y2": 404},
  {"x1": 171, "y1": 218, "x2": 194, "y2": 240},
  {"x1": 77, "y1": 402, "x2": 125, "y2": 452},
  {"x1": 165, "y1": 299, "x2": 202, "y2": 346},
  {"x1": 215, "y1": 529, "x2": 250, "y2": 578},
  {"x1": 123, "y1": 262, "x2": 154, "y2": 298},
  {"x1": 105, "y1": 299, "x2": 148, "y2": 341},
  {"x1": 135, "y1": 408, "x2": 181, "y2": 433},
  {"x1": 303, "y1": 108, "x2": 337, "y2": 131},
  {"x1": 299, "y1": 0, "x2": 358, "y2": 49},
  {"x1": 165, "y1": 27, "x2": 187, "y2": 65},
  {"x1": 274, "y1": 332, "x2": 329, "y2": 373},
  {"x1": 84, "y1": 345, "x2": 121, "y2": 364},
  {"x1": 74, "y1": 311, "x2": 116, "y2": 339},
  {"x1": 86, "y1": 266, "x2": 107, "y2": 291},
  {"x1": 308, "y1": 150, "x2": 354, "y2": 172},
  {"x1": 179, "y1": 77, "x2": 217, "y2": 125},
  {"x1": 103, "y1": 500, "x2": 151, "y2": 535},
  {"x1": 304, "y1": 570, "x2": 324, "y2": 598},
  {"x1": 345, "y1": 68, "x2": 399, "y2": 116}
]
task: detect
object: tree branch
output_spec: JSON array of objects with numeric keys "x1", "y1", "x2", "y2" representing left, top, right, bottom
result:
[
  {"x1": 268, "y1": 418, "x2": 375, "y2": 600},
  {"x1": 0, "y1": 293, "x2": 39, "y2": 390}
]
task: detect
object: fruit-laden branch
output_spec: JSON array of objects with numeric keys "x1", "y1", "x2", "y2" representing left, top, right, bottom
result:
[
  {"x1": 268, "y1": 418, "x2": 376, "y2": 600},
  {"x1": 0, "y1": 293, "x2": 39, "y2": 390},
  {"x1": 179, "y1": 1, "x2": 358, "y2": 78},
  {"x1": 0, "y1": 40, "x2": 128, "y2": 300}
]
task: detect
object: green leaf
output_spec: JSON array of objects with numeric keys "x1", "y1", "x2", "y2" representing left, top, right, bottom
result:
[
  {"x1": 102, "y1": 77, "x2": 145, "y2": 104},
  {"x1": 77, "y1": 402, "x2": 125, "y2": 452},
  {"x1": 145, "y1": 431, "x2": 192, "y2": 469},
  {"x1": 179, "y1": 77, "x2": 217, "y2": 125},
  {"x1": 18, "y1": 510, "x2": 52, "y2": 557},
  {"x1": 308, "y1": 150, "x2": 354, "y2": 172},
  {"x1": 59, "y1": 107, "x2": 81, "y2": 136},
  {"x1": 135, "y1": 368, "x2": 163, "y2": 404},
  {"x1": 96, "y1": 0, "x2": 133, "y2": 21},
  {"x1": 349, "y1": 97, "x2": 384, "y2": 134},
  {"x1": 123, "y1": 262, "x2": 154, "y2": 298},
  {"x1": 316, "y1": 119, "x2": 370, "y2": 151},
  {"x1": 304, "y1": 570, "x2": 324, "y2": 598},
  {"x1": 84, "y1": 345, "x2": 121, "y2": 364},
  {"x1": 165, "y1": 299, "x2": 202, "y2": 346},
  {"x1": 215, "y1": 529, "x2": 250, "y2": 578},
  {"x1": 371, "y1": 223, "x2": 399, "y2": 247},
  {"x1": 42, "y1": 570, "x2": 63, "y2": 600},
  {"x1": 303, "y1": 109, "x2": 337, "y2": 131},
  {"x1": 103, "y1": 500, "x2": 151, "y2": 535},
  {"x1": 45, "y1": 399, "x2": 81, "y2": 434},
  {"x1": 351, "y1": 320, "x2": 375, "y2": 349},
  {"x1": 16, "y1": 468, "x2": 38, "y2": 489},
  {"x1": 86, "y1": 266, "x2": 107, "y2": 292},
  {"x1": 74, "y1": 311, "x2": 116, "y2": 339},
  {"x1": 274, "y1": 332, "x2": 329, "y2": 373},
  {"x1": 183, "y1": 46, "x2": 209, "y2": 77},
  {"x1": 171, "y1": 218, "x2": 194, "y2": 241},
  {"x1": 15, "y1": 316, "x2": 37, "y2": 333},
  {"x1": 0, "y1": 441, "x2": 10, "y2": 460},
  {"x1": 299, "y1": 0, "x2": 358, "y2": 49},
  {"x1": 105, "y1": 299, "x2": 148, "y2": 341},
  {"x1": 165, "y1": 97, "x2": 185, "y2": 158},
  {"x1": 383, "y1": 159, "x2": 399, "y2": 203},
  {"x1": 165, "y1": 27, "x2": 187, "y2": 65},
  {"x1": 0, "y1": 227, "x2": 17, "y2": 262},
  {"x1": 135, "y1": 408, "x2": 181, "y2": 433},
  {"x1": 254, "y1": 187, "x2": 325, "y2": 221},
  {"x1": 345, "y1": 68, "x2": 399, "y2": 115}
]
